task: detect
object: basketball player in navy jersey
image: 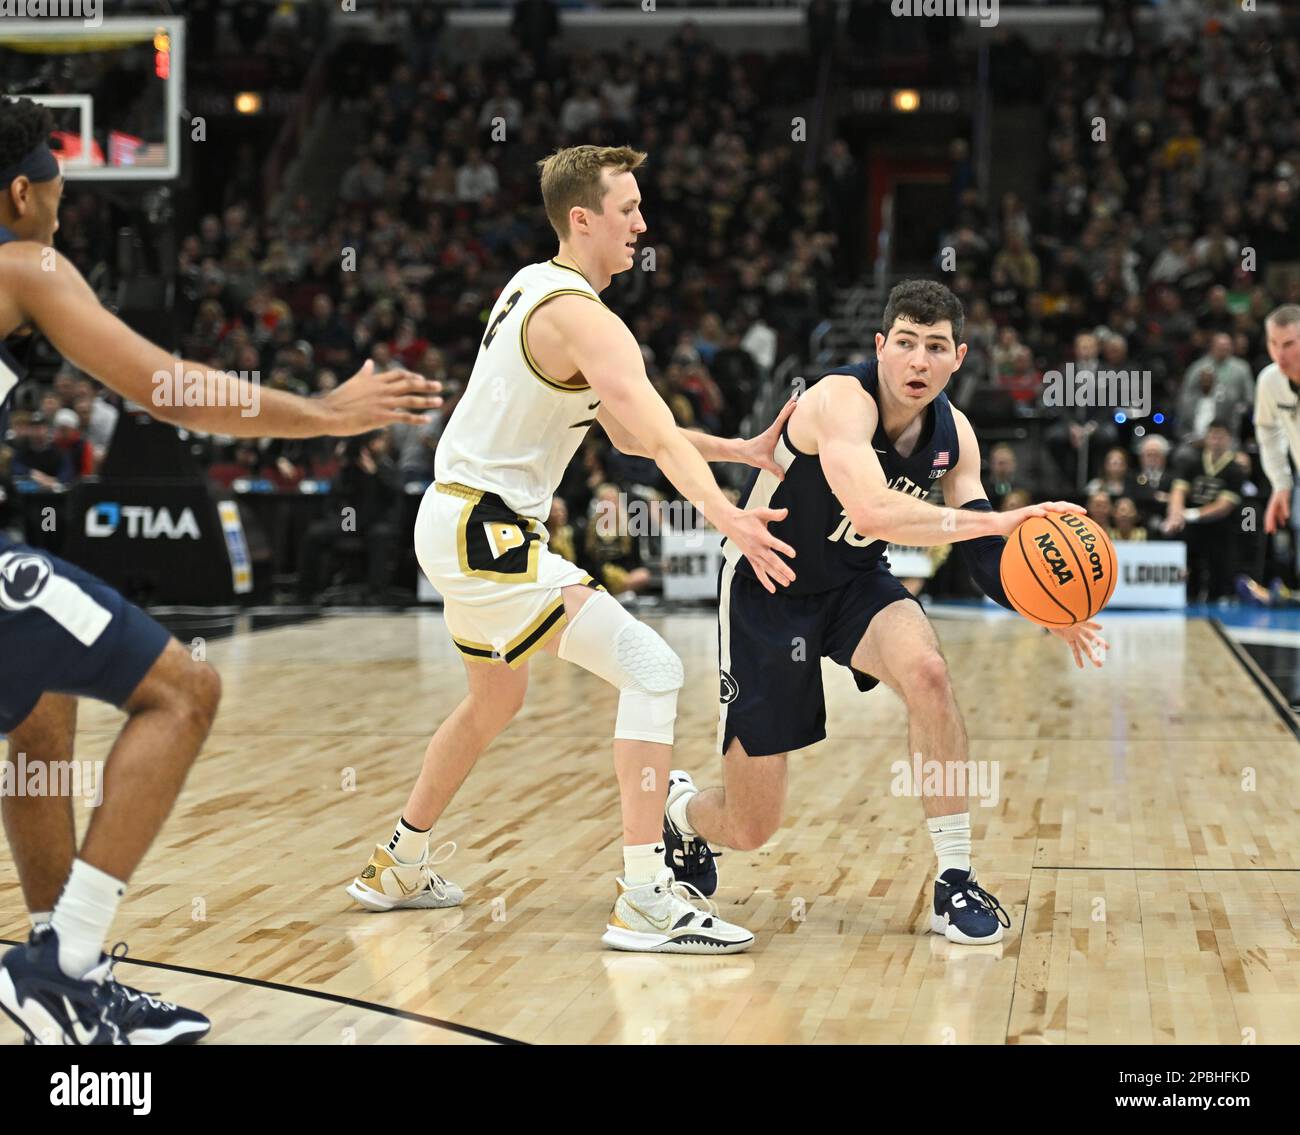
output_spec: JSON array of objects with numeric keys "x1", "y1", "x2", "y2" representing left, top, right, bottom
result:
[
  {"x1": 0, "y1": 96, "x2": 440, "y2": 1043},
  {"x1": 662, "y1": 280, "x2": 1109, "y2": 944}
]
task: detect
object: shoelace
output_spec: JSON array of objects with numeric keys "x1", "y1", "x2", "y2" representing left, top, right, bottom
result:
[
  {"x1": 418, "y1": 840, "x2": 457, "y2": 899},
  {"x1": 104, "y1": 942, "x2": 175, "y2": 1013},
  {"x1": 960, "y1": 881, "x2": 1012, "y2": 928},
  {"x1": 681, "y1": 835, "x2": 722, "y2": 874},
  {"x1": 657, "y1": 873, "x2": 719, "y2": 921}
]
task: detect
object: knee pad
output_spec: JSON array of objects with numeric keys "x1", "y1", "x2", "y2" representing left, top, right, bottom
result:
[{"x1": 557, "y1": 591, "x2": 684, "y2": 744}]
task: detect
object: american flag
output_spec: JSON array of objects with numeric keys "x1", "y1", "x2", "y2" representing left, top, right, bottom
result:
[{"x1": 933, "y1": 451, "x2": 950, "y2": 467}]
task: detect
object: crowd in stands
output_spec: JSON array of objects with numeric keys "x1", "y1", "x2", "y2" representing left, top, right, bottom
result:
[
  {"x1": 935, "y1": 3, "x2": 1300, "y2": 603},
  {"x1": 4, "y1": 3, "x2": 1299, "y2": 607}
]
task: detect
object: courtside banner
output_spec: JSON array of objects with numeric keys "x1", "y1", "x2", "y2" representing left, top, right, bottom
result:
[
  {"x1": 661, "y1": 527, "x2": 724, "y2": 601},
  {"x1": 63, "y1": 480, "x2": 234, "y2": 605},
  {"x1": 1108, "y1": 541, "x2": 1187, "y2": 609}
]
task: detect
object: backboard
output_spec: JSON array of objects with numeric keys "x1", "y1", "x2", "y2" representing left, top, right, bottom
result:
[{"x1": 0, "y1": 17, "x2": 186, "y2": 181}]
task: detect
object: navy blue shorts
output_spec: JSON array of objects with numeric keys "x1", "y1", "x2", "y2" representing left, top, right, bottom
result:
[
  {"x1": 717, "y1": 560, "x2": 918, "y2": 757},
  {"x1": 0, "y1": 538, "x2": 171, "y2": 735}
]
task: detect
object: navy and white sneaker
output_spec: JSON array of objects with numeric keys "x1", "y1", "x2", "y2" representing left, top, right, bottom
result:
[
  {"x1": 663, "y1": 770, "x2": 721, "y2": 898},
  {"x1": 930, "y1": 867, "x2": 1011, "y2": 944},
  {"x1": 0, "y1": 928, "x2": 125, "y2": 1045},
  {"x1": 100, "y1": 942, "x2": 210, "y2": 1045}
]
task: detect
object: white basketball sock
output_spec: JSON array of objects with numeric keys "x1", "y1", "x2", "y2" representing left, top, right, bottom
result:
[
  {"x1": 51, "y1": 859, "x2": 125, "y2": 980},
  {"x1": 927, "y1": 812, "x2": 972, "y2": 878},
  {"x1": 622, "y1": 842, "x2": 664, "y2": 886},
  {"x1": 387, "y1": 816, "x2": 430, "y2": 865},
  {"x1": 30, "y1": 911, "x2": 52, "y2": 928}
]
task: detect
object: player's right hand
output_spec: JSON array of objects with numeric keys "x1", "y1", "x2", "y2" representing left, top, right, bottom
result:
[
  {"x1": 989, "y1": 501, "x2": 1086, "y2": 539},
  {"x1": 322, "y1": 359, "x2": 443, "y2": 435},
  {"x1": 720, "y1": 506, "x2": 796, "y2": 593},
  {"x1": 1265, "y1": 488, "x2": 1291, "y2": 534}
]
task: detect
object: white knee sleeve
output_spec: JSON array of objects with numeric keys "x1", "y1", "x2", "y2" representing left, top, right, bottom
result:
[{"x1": 557, "y1": 591, "x2": 683, "y2": 744}]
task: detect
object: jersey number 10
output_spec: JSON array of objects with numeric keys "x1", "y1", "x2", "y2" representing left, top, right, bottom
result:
[{"x1": 828, "y1": 509, "x2": 873, "y2": 546}]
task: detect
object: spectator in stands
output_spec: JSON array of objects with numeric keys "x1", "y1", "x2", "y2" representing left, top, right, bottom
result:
[
  {"x1": 1045, "y1": 333, "x2": 1120, "y2": 489},
  {"x1": 1177, "y1": 332, "x2": 1255, "y2": 443},
  {"x1": 9, "y1": 413, "x2": 62, "y2": 488},
  {"x1": 479, "y1": 80, "x2": 523, "y2": 133},
  {"x1": 389, "y1": 412, "x2": 440, "y2": 485},
  {"x1": 992, "y1": 231, "x2": 1041, "y2": 292},
  {"x1": 298, "y1": 432, "x2": 402, "y2": 604},
  {"x1": 339, "y1": 151, "x2": 385, "y2": 205},
  {"x1": 1131, "y1": 434, "x2": 1173, "y2": 530},
  {"x1": 709, "y1": 323, "x2": 759, "y2": 438},
  {"x1": 1086, "y1": 446, "x2": 1138, "y2": 502},
  {"x1": 50, "y1": 408, "x2": 95, "y2": 482},
  {"x1": 983, "y1": 443, "x2": 1031, "y2": 510},
  {"x1": 1111, "y1": 497, "x2": 1148, "y2": 542},
  {"x1": 456, "y1": 147, "x2": 500, "y2": 205},
  {"x1": 1086, "y1": 490, "x2": 1113, "y2": 533},
  {"x1": 1000, "y1": 488, "x2": 1032, "y2": 513},
  {"x1": 74, "y1": 381, "x2": 117, "y2": 447},
  {"x1": 559, "y1": 85, "x2": 604, "y2": 137},
  {"x1": 547, "y1": 496, "x2": 577, "y2": 565},
  {"x1": 998, "y1": 344, "x2": 1041, "y2": 405},
  {"x1": 584, "y1": 483, "x2": 651, "y2": 599},
  {"x1": 1163, "y1": 421, "x2": 1245, "y2": 602}
]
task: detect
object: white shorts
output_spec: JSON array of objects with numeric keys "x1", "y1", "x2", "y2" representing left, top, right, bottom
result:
[{"x1": 415, "y1": 482, "x2": 598, "y2": 668}]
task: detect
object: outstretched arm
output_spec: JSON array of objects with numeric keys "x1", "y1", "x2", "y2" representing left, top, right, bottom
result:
[
  {"x1": 10, "y1": 246, "x2": 439, "y2": 438},
  {"x1": 814, "y1": 376, "x2": 1079, "y2": 546},
  {"x1": 554, "y1": 297, "x2": 795, "y2": 591},
  {"x1": 598, "y1": 398, "x2": 797, "y2": 480}
]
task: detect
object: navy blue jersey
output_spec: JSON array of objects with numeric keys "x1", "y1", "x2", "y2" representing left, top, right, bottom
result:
[
  {"x1": 0, "y1": 224, "x2": 29, "y2": 439},
  {"x1": 726, "y1": 360, "x2": 960, "y2": 596}
]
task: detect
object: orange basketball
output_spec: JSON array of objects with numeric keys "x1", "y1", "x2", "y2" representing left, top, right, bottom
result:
[{"x1": 998, "y1": 512, "x2": 1116, "y2": 627}]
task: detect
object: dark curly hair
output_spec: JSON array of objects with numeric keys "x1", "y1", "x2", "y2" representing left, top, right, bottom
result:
[
  {"x1": 881, "y1": 279, "x2": 964, "y2": 344},
  {"x1": 0, "y1": 96, "x2": 54, "y2": 178}
]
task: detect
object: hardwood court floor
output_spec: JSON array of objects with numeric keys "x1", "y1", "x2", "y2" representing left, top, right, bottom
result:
[{"x1": 2, "y1": 609, "x2": 1297, "y2": 1044}]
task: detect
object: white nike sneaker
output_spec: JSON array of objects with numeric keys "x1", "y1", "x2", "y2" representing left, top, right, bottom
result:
[
  {"x1": 345, "y1": 840, "x2": 464, "y2": 911},
  {"x1": 601, "y1": 868, "x2": 754, "y2": 954}
]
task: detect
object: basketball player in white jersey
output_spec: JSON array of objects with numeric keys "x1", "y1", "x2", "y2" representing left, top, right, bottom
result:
[
  {"x1": 1254, "y1": 306, "x2": 1300, "y2": 536},
  {"x1": 347, "y1": 145, "x2": 797, "y2": 953}
]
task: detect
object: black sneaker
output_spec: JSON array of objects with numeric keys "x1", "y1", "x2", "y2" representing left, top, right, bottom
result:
[
  {"x1": 0, "y1": 928, "x2": 125, "y2": 1045},
  {"x1": 663, "y1": 770, "x2": 720, "y2": 898},
  {"x1": 930, "y1": 867, "x2": 1011, "y2": 944},
  {"x1": 101, "y1": 943, "x2": 210, "y2": 1045}
]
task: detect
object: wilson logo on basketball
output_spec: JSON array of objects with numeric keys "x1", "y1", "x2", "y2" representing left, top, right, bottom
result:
[
  {"x1": 1033, "y1": 532, "x2": 1074, "y2": 586},
  {"x1": 1059, "y1": 514, "x2": 1105, "y2": 583}
]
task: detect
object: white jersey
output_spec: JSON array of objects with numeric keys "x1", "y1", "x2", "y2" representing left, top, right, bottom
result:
[
  {"x1": 435, "y1": 259, "x2": 604, "y2": 523},
  {"x1": 1253, "y1": 362, "x2": 1300, "y2": 491}
]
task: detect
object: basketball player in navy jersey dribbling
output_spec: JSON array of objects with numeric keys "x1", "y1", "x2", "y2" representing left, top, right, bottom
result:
[
  {"x1": 662, "y1": 281, "x2": 1110, "y2": 944},
  {"x1": 0, "y1": 96, "x2": 440, "y2": 1043}
]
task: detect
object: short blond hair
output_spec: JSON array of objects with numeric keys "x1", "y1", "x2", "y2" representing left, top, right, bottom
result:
[{"x1": 537, "y1": 145, "x2": 647, "y2": 239}]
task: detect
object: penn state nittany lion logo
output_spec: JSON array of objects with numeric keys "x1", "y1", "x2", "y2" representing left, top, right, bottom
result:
[
  {"x1": 720, "y1": 670, "x2": 739, "y2": 704},
  {"x1": 0, "y1": 551, "x2": 53, "y2": 611}
]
